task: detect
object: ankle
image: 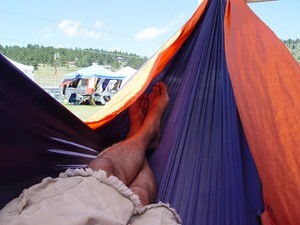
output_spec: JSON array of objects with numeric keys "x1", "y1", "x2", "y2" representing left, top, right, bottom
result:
[{"x1": 130, "y1": 185, "x2": 151, "y2": 206}]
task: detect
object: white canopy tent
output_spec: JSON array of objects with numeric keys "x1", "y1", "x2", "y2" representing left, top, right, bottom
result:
[
  {"x1": 115, "y1": 66, "x2": 137, "y2": 88},
  {"x1": 1, "y1": 54, "x2": 34, "y2": 80},
  {"x1": 61, "y1": 64, "x2": 127, "y2": 105}
]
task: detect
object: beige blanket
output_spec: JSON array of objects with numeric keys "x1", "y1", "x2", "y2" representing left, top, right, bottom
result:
[{"x1": 0, "y1": 168, "x2": 181, "y2": 225}]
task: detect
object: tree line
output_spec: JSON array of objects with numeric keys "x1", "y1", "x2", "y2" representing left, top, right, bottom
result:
[
  {"x1": 0, "y1": 44, "x2": 148, "y2": 70},
  {"x1": 0, "y1": 38, "x2": 299, "y2": 70},
  {"x1": 282, "y1": 38, "x2": 300, "y2": 63},
  {"x1": 283, "y1": 38, "x2": 300, "y2": 50}
]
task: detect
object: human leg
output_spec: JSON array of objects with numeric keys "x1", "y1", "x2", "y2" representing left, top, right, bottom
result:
[
  {"x1": 88, "y1": 94, "x2": 149, "y2": 185},
  {"x1": 125, "y1": 93, "x2": 158, "y2": 206},
  {"x1": 129, "y1": 159, "x2": 157, "y2": 206},
  {"x1": 0, "y1": 82, "x2": 171, "y2": 225},
  {"x1": 88, "y1": 82, "x2": 169, "y2": 186},
  {"x1": 125, "y1": 93, "x2": 159, "y2": 206}
]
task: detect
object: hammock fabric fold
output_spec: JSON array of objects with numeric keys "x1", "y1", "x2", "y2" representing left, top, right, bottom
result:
[
  {"x1": 1, "y1": 0, "x2": 299, "y2": 225},
  {"x1": 224, "y1": 0, "x2": 300, "y2": 224},
  {"x1": 0, "y1": 55, "x2": 109, "y2": 206}
]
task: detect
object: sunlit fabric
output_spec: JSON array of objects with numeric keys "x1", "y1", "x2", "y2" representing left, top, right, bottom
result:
[{"x1": 1, "y1": 0, "x2": 300, "y2": 224}]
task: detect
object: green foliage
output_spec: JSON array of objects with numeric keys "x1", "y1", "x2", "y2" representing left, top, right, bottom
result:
[
  {"x1": 0, "y1": 44, "x2": 148, "y2": 70},
  {"x1": 0, "y1": 38, "x2": 298, "y2": 71},
  {"x1": 282, "y1": 38, "x2": 300, "y2": 63}
]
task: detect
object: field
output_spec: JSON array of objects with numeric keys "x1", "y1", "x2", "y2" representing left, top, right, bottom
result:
[
  {"x1": 63, "y1": 104, "x2": 102, "y2": 121},
  {"x1": 34, "y1": 64, "x2": 79, "y2": 88}
]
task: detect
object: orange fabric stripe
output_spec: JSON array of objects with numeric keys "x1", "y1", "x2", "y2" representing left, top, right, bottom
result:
[
  {"x1": 224, "y1": 0, "x2": 300, "y2": 224},
  {"x1": 85, "y1": 0, "x2": 209, "y2": 129}
]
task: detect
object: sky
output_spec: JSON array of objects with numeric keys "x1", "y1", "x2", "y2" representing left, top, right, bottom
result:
[{"x1": 0, "y1": 0, "x2": 299, "y2": 58}]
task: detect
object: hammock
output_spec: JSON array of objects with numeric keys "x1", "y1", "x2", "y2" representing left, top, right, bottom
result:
[{"x1": 1, "y1": 0, "x2": 300, "y2": 224}]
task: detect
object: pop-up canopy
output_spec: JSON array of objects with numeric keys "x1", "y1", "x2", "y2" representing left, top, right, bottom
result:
[{"x1": 61, "y1": 64, "x2": 125, "y2": 87}]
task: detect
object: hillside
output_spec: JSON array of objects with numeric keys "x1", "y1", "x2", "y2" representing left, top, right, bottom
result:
[
  {"x1": 0, "y1": 38, "x2": 299, "y2": 88},
  {"x1": 0, "y1": 45, "x2": 147, "y2": 71}
]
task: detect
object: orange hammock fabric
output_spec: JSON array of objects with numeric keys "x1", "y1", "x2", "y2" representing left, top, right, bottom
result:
[{"x1": 225, "y1": 0, "x2": 300, "y2": 224}]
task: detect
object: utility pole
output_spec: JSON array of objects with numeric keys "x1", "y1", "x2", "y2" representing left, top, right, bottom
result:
[{"x1": 54, "y1": 53, "x2": 60, "y2": 85}]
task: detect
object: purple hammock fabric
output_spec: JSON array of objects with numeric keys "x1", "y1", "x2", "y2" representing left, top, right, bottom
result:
[
  {"x1": 0, "y1": 54, "x2": 108, "y2": 206},
  {"x1": 97, "y1": 0, "x2": 264, "y2": 224},
  {"x1": 0, "y1": 0, "x2": 264, "y2": 224},
  {"x1": 150, "y1": 1, "x2": 264, "y2": 224}
]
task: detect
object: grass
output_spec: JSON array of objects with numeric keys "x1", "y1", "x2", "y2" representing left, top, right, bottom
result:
[
  {"x1": 34, "y1": 64, "x2": 79, "y2": 87},
  {"x1": 63, "y1": 104, "x2": 103, "y2": 121}
]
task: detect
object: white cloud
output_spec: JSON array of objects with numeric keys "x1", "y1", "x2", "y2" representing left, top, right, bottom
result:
[
  {"x1": 58, "y1": 19, "x2": 80, "y2": 37},
  {"x1": 135, "y1": 26, "x2": 168, "y2": 40},
  {"x1": 57, "y1": 19, "x2": 107, "y2": 40},
  {"x1": 134, "y1": 15, "x2": 185, "y2": 41}
]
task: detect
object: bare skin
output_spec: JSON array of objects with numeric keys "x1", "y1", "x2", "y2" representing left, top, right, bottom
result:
[
  {"x1": 126, "y1": 93, "x2": 159, "y2": 205},
  {"x1": 88, "y1": 82, "x2": 169, "y2": 206},
  {"x1": 126, "y1": 94, "x2": 149, "y2": 139}
]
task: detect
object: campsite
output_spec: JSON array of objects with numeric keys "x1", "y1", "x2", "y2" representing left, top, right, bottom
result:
[
  {"x1": 32, "y1": 62, "x2": 137, "y2": 119},
  {"x1": 0, "y1": 55, "x2": 139, "y2": 120}
]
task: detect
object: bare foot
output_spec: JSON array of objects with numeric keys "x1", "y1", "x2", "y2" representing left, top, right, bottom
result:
[
  {"x1": 126, "y1": 94, "x2": 149, "y2": 138},
  {"x1": 138, "y1": 82, "x2": 169, "y2": 147},
  {"x1": 148, "y1": 82, "x2": 169, "y2": 118}
]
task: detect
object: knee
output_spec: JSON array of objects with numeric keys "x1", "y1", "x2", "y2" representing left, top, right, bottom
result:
[{"x1": 88, "y1": 157, "x2": 115, "y2": 176}]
